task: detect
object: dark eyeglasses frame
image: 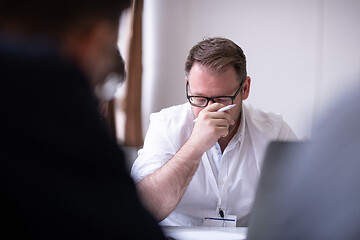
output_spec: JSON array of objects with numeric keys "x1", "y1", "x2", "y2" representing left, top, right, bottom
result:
[{"x1": 186, "y1": 80, "x2": 244, "y2": 107}]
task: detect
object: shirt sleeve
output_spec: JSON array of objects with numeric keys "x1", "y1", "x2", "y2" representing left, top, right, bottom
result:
[
  {"x1": 130, "y1": 113, "x2": 177, "y2": 183},
  {"x1": 131, "y1": 104, "x2": 193, "y2": 183},
  {"x1": 277, "y1": 120, "x2": 298, "y2": 141}
]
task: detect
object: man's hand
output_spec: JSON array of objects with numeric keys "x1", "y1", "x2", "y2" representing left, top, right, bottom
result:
[{"x1": 187, "y1": 103, "x2": 235, "y2": 154}]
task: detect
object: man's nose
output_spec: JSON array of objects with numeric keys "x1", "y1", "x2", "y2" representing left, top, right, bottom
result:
[{"x1": 209, "y1": 99, "x2": 217, "y2": 104}]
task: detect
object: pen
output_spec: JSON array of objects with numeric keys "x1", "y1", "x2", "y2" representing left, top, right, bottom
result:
[{"x1": 193, "y1": 104, "x2": 236, "y2": 122}]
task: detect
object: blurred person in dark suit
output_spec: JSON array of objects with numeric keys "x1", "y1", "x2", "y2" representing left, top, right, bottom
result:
[
  {"x1": 0, "y1": 0, "x2": 165, "y2": 239},
  {"x1": 247, "y1": 87, "x2": 360, "y2": 240}
]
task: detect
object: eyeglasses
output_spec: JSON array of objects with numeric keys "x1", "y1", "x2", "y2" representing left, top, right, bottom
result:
[{"x1": 186, "y1": 81, "x2": 243, "y2": 107}]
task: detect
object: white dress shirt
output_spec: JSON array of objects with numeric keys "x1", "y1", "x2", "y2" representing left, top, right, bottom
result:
[{"x1": 131, "y1": 102, "x2": 297, "y2": 226}]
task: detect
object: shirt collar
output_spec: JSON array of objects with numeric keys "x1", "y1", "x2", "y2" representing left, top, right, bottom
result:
[{"x1": 229, "y1": 104, "x2": 246, "y2": 145}]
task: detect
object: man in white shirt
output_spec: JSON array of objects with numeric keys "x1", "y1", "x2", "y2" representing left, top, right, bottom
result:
[{"x1": 131, "y1": 37, "x2": 297, "y2": 227}]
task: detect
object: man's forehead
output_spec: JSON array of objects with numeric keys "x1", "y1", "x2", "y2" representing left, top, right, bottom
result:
[{"x1": 189, "y1": 62, "x2": 233, "y2": 77}]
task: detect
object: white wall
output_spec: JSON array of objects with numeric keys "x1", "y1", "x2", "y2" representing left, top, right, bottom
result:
[{"x1": 141, "y1": 0, "x2": 360, "y2": 140}]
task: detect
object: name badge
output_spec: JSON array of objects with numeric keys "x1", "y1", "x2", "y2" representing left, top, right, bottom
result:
[{"x1": 203, "y1": 214, "x2": 237, "y2": 227}]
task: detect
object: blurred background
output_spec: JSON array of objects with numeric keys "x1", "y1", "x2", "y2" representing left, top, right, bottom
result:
[{"x1": 115, "y1": 0, "x2": 360, "y2": 163}]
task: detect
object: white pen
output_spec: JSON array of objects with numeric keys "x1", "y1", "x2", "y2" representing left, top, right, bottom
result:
[{"x1": 193, "y1": 104, "x2": 236, "y2": 122}]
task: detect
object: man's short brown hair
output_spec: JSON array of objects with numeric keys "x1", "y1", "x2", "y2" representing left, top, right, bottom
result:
[{"x1": 185, "y1": 37, "x2": 247, "y2": 83}]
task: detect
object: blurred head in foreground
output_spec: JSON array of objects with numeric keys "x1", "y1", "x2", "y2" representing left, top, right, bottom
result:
[{"x1": 0, "y1": 0, "x2": 129, "y2": 96}]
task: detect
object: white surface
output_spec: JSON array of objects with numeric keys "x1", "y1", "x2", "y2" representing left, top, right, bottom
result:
[{"x1": 162, "y1": 226, "x2": 248, "y2": 240}]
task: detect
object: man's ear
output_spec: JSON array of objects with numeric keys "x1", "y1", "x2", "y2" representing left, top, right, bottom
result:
[{"x1": 241, "y1": 76, "x2": 251, "y2": 100}]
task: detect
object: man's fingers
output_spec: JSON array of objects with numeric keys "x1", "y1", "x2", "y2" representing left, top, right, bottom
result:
[
  {"x1": 207, "y1": 112, "x2": 235, "y2": 125},
  {"x1": 204, "y1": 103, "x2": 226, "y2": 112}
]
